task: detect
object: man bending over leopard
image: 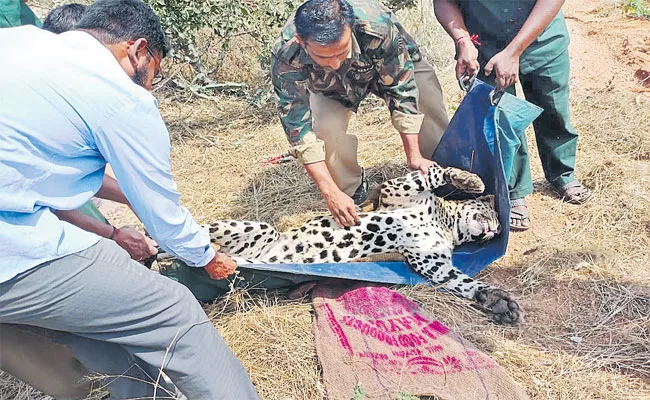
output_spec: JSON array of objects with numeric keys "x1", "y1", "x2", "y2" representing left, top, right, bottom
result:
[{"x1": 271, "y1": 0, "x2": 449, "y2": 227}]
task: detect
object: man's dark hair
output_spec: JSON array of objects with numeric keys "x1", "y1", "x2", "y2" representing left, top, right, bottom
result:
[
  {"x1": 43, "y1": 3, "x2": 87, "y2": 34},
  {"x1": 75, "y1": 0, "x2": 170, "y2": 58},
  {"x1": 294, "y1": 0, "x2": 355, "y2": 46}
]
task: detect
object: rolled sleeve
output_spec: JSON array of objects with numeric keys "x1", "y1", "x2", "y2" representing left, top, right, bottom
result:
[
  {"x1": 93, "y1": 98, "x2": 213, "y2": 267},
  {"x1": 374, "y1": 23, "x2": 423, "y2": 133},
  {"x1": 290, "y1": 131, "x2": 326, "y2": 164},
  {"x1": 391, "y1": 110, "x2": 425, "y2": 134}
]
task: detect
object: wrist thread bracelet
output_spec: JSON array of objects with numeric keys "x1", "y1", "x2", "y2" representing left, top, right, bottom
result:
[
  {"x1": 456, "y1": 34, "x2": 481, "y2": 47},
  {"x1": 455, "y1": 35, "x2": 470, "y2": 45},
  {"x1": 108, "y1": 225, "x2": 117, "y2": 240}
]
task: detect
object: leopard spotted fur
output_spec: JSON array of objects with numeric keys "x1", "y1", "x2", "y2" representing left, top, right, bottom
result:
[{"x1": 204, "y1": 163, "x2": 522, "y2": 324}]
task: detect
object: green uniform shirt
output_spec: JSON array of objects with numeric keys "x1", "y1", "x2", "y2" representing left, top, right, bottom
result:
[
  {"x1": 456, "y1": 0, "x2": 569, "y2": 74},
  {"x1": 0, "y1": 0, "x2": 41, "y2": 28},
  {"x1": 271, "y1": 0, "x2": 424, "y2": 149}
]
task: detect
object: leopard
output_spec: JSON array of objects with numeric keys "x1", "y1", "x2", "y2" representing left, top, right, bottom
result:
[{"x1": 203, "y1": 163, "x2": 523, "y2": 325}]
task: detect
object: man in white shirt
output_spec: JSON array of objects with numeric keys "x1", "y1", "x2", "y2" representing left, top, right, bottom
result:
[{"x1": 0, "y1": 0, "x2": 259, "y2": 398}]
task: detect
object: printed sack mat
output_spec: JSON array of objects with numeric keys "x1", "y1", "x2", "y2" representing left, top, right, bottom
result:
[{"x1": 312, "y1": 283, "x2": 529, "y2": 400}]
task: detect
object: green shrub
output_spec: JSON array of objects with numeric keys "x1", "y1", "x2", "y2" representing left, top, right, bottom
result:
[
  {"x1": 624, "y1": 0, "x2": 650, "y2": 19},
  {"x1": 145, "y1": 0, "x2": 298, "y2": 86},
  {"x1": 145, "y1": 0, "x2": 418, "y2": 90}
]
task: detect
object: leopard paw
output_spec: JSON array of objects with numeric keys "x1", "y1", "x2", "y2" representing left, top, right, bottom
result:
[
  {"x1": 445, "y1": 169, "x2": 485, "y2": 194},
  {"x1": 474, "y1": 287, "x2": 523, "y2": 325}
]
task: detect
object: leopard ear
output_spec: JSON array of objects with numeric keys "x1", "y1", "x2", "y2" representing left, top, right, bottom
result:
[{"x1": 476, "y1": 194, "x2": 496, "y2": 208}]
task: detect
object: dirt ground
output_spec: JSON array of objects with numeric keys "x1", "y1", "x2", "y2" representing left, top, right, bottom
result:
[{"x1": 3, "y1": 0, "x2": 650, "y2": 399}]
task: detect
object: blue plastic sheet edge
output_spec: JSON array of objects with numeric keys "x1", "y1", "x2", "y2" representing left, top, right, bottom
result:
[
  {"x1": 235, "y1": 80, "x2": 512, "y2": 285},
  {"x1": 235, "y1": 261, "x2": 430, "y2": 286}
]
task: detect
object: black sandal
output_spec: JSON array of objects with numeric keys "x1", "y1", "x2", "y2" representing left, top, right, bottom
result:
[{"x1": 554, "y1": 180, "x2": 592, "y2": 204}]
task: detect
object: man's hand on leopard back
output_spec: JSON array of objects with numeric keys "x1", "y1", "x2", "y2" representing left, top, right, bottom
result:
[
  {"x1": 324, "y1": 188, "x2": 360, "y2": 228},
  {"x1": 407, "y1": 156, "x2": 436, "y2": 176},
  {"x1": 113, "y1": 226, "x2": 158, "y2": 261},
  {"x1": 204, "y1": 250, "x2": 238, "y2": 280}
]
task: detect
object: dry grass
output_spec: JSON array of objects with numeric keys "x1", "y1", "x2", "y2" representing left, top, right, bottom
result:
[
  {"x1": 5, "y1": 0, "x2": 650, "y2": 399},
  {"x1": 0, "y1": 373, "x2": 52, "y2": 400},
  {"x1": 204, "y1": 291, "x2": 325, "y2": 400},
  {"x1": 182, "y1": 2, "x2": 649, "y2": 398}
]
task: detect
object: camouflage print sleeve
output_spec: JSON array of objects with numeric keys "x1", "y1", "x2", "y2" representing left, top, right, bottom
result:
[
  {"x1": 375, "y1": 23, "x2": 425, "y2": 134},
  {"x1": 271, "y1": 56, "x2": 313, "y2": 146}
]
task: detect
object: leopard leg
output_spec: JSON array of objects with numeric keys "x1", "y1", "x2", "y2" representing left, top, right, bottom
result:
[
  {"x1": 400, "y1": 245, "x2": 523, "y2": 325},
  {"x1": 377, "y1": 168, "x2": 439, "y2": 209},
  {"x1": 377, "y1": 164, "x2": 484, "y2": 209},
  {"x1": 442, "y1": 167, "x2": 485, "y2": 194},
  {"x1": 202, "y1": 220, "x2": 279, "y2": 259}
]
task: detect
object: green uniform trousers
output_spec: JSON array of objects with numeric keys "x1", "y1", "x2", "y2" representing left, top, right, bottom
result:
[
  {"x1": 482, "y1": 49, "x2": 579, "y2": 200},
  {"x1": 170, "y1": 259, "x2": 320, "y2": 302},
  {"x1": 0, "y1": 0, "x2": 41, "y2": 28},
  {"x1": 76, "y1": 200, "x2": 109, "y2": 224}
]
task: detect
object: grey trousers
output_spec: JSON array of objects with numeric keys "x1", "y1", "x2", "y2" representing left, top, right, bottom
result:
[{"x1": 0, "y1": 239, "x2": 259, "y2": 400}]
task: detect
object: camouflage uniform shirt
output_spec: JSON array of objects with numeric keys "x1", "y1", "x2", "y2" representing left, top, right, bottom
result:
[{"x1": 271, "y1": 0, "x2": 424, "y2": 164}]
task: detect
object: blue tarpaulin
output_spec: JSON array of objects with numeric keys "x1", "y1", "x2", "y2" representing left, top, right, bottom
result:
[
  {"x1": 429, "y1": 79, "x2": 541, "y2": 276},
  {"x1": 193, "y1": 80, "x2": 542, "y2": 287}
]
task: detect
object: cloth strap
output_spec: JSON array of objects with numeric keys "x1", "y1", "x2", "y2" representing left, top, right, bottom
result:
[{"x1": 510, "y1": 198, "x2": 527, "y2": 208}]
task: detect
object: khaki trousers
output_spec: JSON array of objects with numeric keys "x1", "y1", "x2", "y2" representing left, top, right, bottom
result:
[
  {"x1": 310, "y1": 59, "x2": 449, "y2": 196},
  {"x1": 0, "y1": 324, "x2": 93, "y2": 399}
]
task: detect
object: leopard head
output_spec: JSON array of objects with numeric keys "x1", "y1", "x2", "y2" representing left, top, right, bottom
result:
[{"x1": 454, "y1": 195, "x2": 501, "y2": 244}]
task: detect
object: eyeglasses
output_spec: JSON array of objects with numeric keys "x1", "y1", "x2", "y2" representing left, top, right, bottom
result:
[{"x1": 145, "y1": 46, "x2": 165, "y2": 86}]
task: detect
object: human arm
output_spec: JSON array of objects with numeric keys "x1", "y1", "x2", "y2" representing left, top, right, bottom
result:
[
  {"x1": 401, "y1": 133, "x2": 435, "y2": 173},
  {"x1": 484, "y1": 0, "x2": 565, "y2": 89},
  {"x1": 433, "y1": 0, "x2": 480, "y2": 79},
  {"x1": 272, "y1": 51, "x2": 360, "y2": 226},
  {"x1": 53, "y1": 208, "x2": 157, "y2": 260},
  {"x1": 95, "y1": 173, "x2": 142, "y2": 218},
  {"x1": 92, "y1": 97, "x2": 235, "y2": 278},
  {"x1": 96, "y1": 174, "x2": 129, "y2": 205},
  {"x1": 374, "y1": 20, "x2": 434, "y2": 174},
  {"x1": 304, "y1": 161, "x2": 359, "y2": 228}
]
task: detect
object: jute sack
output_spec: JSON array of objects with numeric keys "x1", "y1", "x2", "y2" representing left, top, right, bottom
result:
[{"x1": 312, "y1": 283, "x2": 529, "y2": 400}]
